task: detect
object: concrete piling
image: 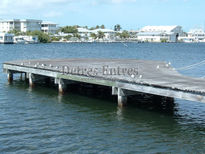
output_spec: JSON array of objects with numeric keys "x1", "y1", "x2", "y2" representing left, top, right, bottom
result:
[
  {"x1": 7, "y1": 72, "x2": 13, "y2": 83},
  {"x1": 55, "y1": 78, "x2": 66, "y2": 94},
  {"x1": 117, "y1": 88, "x2": 127, "y2": 107},
  {"x1": 29, "y1": 73, "x2": 34, "y2": 87}
]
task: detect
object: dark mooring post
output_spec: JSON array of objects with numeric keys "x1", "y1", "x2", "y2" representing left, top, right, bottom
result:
[
  {"x1": 20, "y1": 73, "x2": 23, "y2": 81},
  {"x1": 7, "y1": 71, "x2": 13, "y2": 83}
]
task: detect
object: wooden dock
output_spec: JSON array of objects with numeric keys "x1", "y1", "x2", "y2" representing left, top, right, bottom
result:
[{"x1": 3, "y1": 58, "x2": 205, "y2": 107}]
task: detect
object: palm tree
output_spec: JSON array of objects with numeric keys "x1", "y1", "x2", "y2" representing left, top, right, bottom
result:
[
  {"x1": 114, "y1": 24, "x2": 122, "y2": 31},
  {"x1": 97, "y1": 31, "x2": 105, "y2": 39}
]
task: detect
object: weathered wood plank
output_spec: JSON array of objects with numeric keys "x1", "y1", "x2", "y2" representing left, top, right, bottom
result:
[{"x1": 3, "y1": 58, "x2": 205, "y2": 104}]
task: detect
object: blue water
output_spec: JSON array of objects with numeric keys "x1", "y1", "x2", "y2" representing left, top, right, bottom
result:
[{"x1": 0, "y1": 43, "x2": 205, "y2": 153}]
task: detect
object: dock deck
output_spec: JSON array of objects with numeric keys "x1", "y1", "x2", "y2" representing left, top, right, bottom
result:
[{"x1": 3, "y1": 58, "x2": 205, "y2": 106}]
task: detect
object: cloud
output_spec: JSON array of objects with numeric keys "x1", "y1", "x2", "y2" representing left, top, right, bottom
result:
[
  {"x1": 0, "y1": 0, "x2": 76, "y2": 17},
  {"x1": 0, "y1": 0, "x2": 139, "y2": 17}
]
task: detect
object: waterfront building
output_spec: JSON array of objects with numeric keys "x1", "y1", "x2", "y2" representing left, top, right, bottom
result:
[
  {"x1": 0, "y1": 33, "x2": 14, "y2": 44},
  {"x1": 137, "y1": 25, "x2": 183, "y2": 42},
  {"x1": 77, "y1": 28, "x2": 116, "y2": 41},
  {"x1": 13, "y1": 35, "x2": 38, "y2": 44},
  {"x1": 187, "y1": 29, "x2": 205, "y2": 42},
  {"x1": 128, "y1": 30, "x2": 138, "y2": 41},
  {"x1": 93, "y1": 28, "x2": 116, "y2": 41},
  {"x1": 41, "y1": 22, "x2": 58, "y2": 34},
  {"x1": 77, "y1": 27, "x2": 92, "y2": 41},
  {"x1": 178, "y1": 29, "x2": 205, "y2": 43},
  {"x1": 0, "y1": 19, "x2": 42, "y2": 33},
  {"x1": 0, "y1": 19, "x2": 21, "y2": 33}
]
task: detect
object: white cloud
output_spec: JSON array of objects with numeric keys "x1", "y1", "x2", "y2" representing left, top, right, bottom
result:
[
  {"x1": 0, "y1": 0, "x2": 76, "y2": 16},
  {"x1": 0, "y1": 0, "x2": 163, "y2": 18}
]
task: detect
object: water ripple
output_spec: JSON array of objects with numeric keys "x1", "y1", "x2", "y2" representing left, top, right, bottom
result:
[{"x1": 0, "y1": 43, "x2": 205, "y2": 153}]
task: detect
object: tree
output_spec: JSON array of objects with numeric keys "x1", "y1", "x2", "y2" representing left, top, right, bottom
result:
[
  {"x1": 120, "y1": 30, "x2": 130, "y2": 38},
  {"x1": 97, "y1": 31, "x2": 105, "y2": 39},
  {"x1": 64, "y1": 35, "x2": 72, "y2": 40},
  {"x1": 89, "y1": 27, "x2": 95, "y2": 30},
  {"x1": 115, "y1": 31, "x2": 130, "y2": 39},
  {"x1": 30, "y1": 31, "x2": 51, "y2": 43},
  {"x1": 114, "y1": 24, "x2": 122, "y2": 31},
  {"x1": 90, "y1": 33, "x2": 97, "y2": 39},
  {"x1": 96, "y1": 25, "x2": 100, "y2": 29},
  {"x1": 73, "y1": 33, "x2": 81, "y2": 39},
  {"x1": 100, "y1": 25, "x2": 105, "y2": 29},
  {"x1": 60, "y1": 26, "x2": 78, "y2": 33},
  {"x1": 51, "y1": 36, "x2": 61, "y2": 41},
  {"x1": 8, "y1": 29, "x2": 24, "y2": 36},
  {"x1": 160, "y1": 38, "x2": 168, "y2": 43}
]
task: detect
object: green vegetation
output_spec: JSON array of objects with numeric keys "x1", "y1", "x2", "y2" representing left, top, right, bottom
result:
[
  {"x1": 9, "y1": 29, "x2": 51, "y2": 43},
  {"x1": 160, "y1": 39, "x2": 168, "y2": 43},
  {"x1": 30, "y1": 31, "x2": 51, "y2": 43},
  {"x1": 97, "y1": 31, "x2": 105, "y2": 39},
  {"x1": 116, "y1": 30, "x2": 130, "y2": 39},
  {"x1": 114, "y1": 24, "x2": 122, "y2": 31},
  {"x1": 8, "y1": 24, "x2": 134, "y2": 43},
  {"x1": 64, "y1": 35, "x2": 72, "y2": 40},
  {"x1": 90, "y1": 33, "x2": 97, "y2": 39},
  {"x1": 73, "y1": 33, "x2": 81, "y2": 39},
  {"x1": 8, "y1": 29, "x2": 21, "y2": 35},
  {"x1": 89, "y1": 25, "x2": 105, "y2": 30},
  {"x1": 100, "y1": 25, "x2": 105, "y2": 29},
  {"x1": 51, "y1": 36, "x2": 61, "y2": 42},
  {"x1": 60, "y1": 26, "x2": 78, "y2": 33}
]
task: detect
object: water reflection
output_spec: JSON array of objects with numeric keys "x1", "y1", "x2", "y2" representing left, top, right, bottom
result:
[
  {"x1": 58, "y1": 93, "x2": 63, "y2": 103},
  {"x1": 3, "y1": 79, "x2": 205, "y2": 153},
  {"x1": 116, "y1": 107, "x2": 124, "y2": 121}
]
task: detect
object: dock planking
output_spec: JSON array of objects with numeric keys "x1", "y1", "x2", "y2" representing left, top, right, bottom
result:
[{"x1": 3, "y1": 58, "x2": 205, "y2": 107}]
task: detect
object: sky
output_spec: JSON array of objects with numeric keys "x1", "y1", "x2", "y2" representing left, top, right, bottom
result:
[{"x1": 0, "y1": 0, "x2": 205, "y2": 31}]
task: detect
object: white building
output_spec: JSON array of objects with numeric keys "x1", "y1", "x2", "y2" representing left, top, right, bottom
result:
[
  {"x1": 0, "y1": 19, "x2": 42, "y2": 33},
  {"x1": 14, "y1": 35, "x2": 38, "y2": 44},
  {"x1": 20, "y1": 19, "x2": 42, "y2": 32},
  {"x1": 41, "y1": 22, "x2": 58, "y2": 34},
  {"x1": 92, "y1": 28, "x2": 116, "y2": 40},
  {"x1": 0, "y1": 33, "x2": 14, "y2": 44},
  {"x1": 77, "y1": 27, "x2": 116, "y2": 41},
  {"x1": 178, "y1": 29, "x2": 205, "y2": 43},
  {"x1": 137, "y1": 25, "x2": 183, "y2": 42},
  {"x1": 188, "y1": 29, "x2": 205, "y2": 42}
]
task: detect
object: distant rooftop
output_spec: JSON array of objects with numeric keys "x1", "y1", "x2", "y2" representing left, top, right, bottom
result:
[
  {"x1": 0, "y1": 19, "x2": 42, "y2": 22},
  {"x1": 42, "y1": 21, "x2": 58, "y2": 25},
  {"x1": 138, "y1": 31, "x2": 175, "y2": 36},
  {"x1": 77, "y1": 27, "x2": 115, "y2": 33},
  {"x1": 188, "y1": 28, "x2": 205, "y2": 34},
  {"x1": 140, "y1": 25, "x2": 181, "y2": 32}
]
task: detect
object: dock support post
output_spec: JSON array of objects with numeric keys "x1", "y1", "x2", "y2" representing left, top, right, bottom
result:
[
  {"x1": 29, "y1": 73, "x2": 35, "y2": 87},
  {"x1": 118, "y1": 88, "x2": 127, "y2": 107},
  {"x1": 7, "y1": 71, "x2": 13, "y2": 83},
  {"x1": 59, "y1": 81, "x2": 65, "y2": 94},
  {"x1": 55, "y1": 78, "x2": 66, "y2": 94},
  {"x1": 20, "y1": 73, "x2": 23, "y2": 80}
]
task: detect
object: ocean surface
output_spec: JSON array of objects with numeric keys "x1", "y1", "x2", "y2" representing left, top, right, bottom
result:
[{"x1": 0, "y1": 43, "x2": 205, "y2": 153}]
